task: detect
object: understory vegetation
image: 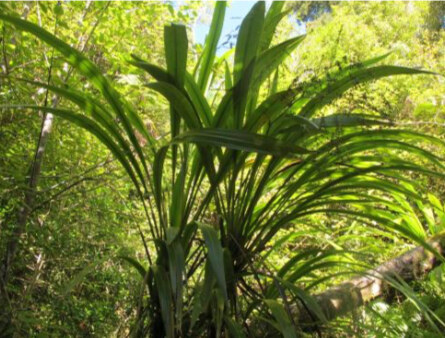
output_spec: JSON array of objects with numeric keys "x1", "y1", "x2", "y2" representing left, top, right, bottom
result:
[{"x1": 0, "y1": 1, "x2": 444, "y2": 337}]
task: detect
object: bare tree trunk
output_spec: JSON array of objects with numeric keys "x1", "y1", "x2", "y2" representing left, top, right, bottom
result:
[
  {"x1": 0, "y1": 111, "x2": 54, "y2": 284},
  {"x1": 0, "y1": 2, "x2": 57, "y2": 287},
  {"x1": 294, "y1": 231, "x2": 445, "y2": 326}
]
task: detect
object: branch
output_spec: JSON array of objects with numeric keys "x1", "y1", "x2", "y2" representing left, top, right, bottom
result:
[{"x1": 293, "y1": 231, "x2": 445, "y2": 326}]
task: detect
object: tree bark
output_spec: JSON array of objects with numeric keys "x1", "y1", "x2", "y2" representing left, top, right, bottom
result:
[
  {"x1": 294, "y1": 231, "x2": 445, "y2": 326},
  {"x1": 0, "y1": 111, "x2": 54, "y2": 284}
]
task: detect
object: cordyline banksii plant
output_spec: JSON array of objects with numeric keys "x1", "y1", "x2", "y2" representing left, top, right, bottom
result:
[{"x1": 1, "y1": 2, "x2": 445, "y2": 337}]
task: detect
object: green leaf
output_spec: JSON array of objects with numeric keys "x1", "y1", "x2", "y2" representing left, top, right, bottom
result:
[
  {"x1": 198, "y1": 222, "x2": 228, "y2": 300},
  {"x1": 197, "y1": 1, "x2": 226, "y2": 93},
  {"x1": 173, "y1": 128, "x2": 311, "y2": 156},
  {"x1": 428, "y1": 193, "x2": 443, "y2": 211},
  {"x1": 212, "y1": 288, "x2": 226, "y2": 338},
  {"x1": 232, "y1": 2, "x2": 265, "y2": 126},
  {"x1": 164, "y1": 23, "x2": 188, "y2": 87},
  {"x1": 170, "y1": 160, "x2": 186, "y2": 228},
  {"x1": 264, "y1": 299, "x2": 297, "y2": 338},
  {"x1": 233, "y1": 1, "x2": 265, "y2": 84},
  {"x1": 270, "y1": 69, "x2": 279, "y2": 95},
  {"x1": 152, "y1": 265, "x2": 174, "y2": 338},
  {"x1": 281, "y1": 281, "x2": 328, "y2": 324},
  {"x1": 254, "y1": 35, "x2": 305, "y2": 90},
  {"x1": 299, "y1": 65, "x2": 436, "y2": 118},
  {"x1": 245, "y1": 35, "x2": 304, "y2": 116},
  {"x1": 311, "y1": 113, "x2": 390, "y2": 129},
  {"x1": 130, "y1": 55, "x2": 174, "y2": 83},
  {"x1": 146, "y1": 81, "x2": 201, "y2": 129},
  {"x1": 260, "y1": 1, "x2": 287, "y2": 51},
  {"x1": 190, "y1": 262, "x2": 215, "y2": 329},
  {"x1": 164, "y1": 23, "x2": 188, "y2": 146},
  {"x1": 224, "y1": 60, "x2": 233, "y2": 91},
  {"x1": 340, "y1": 52, "x2": 393, "y2": 76},
  {"x1": 154, "y1": 146, "x2": 168, "y2": 220},
  {"x1": 212, "y1": 90, "x2": 234, "y2": 128},
  {"x1": 246, "y1": 89, "x2": 297, "y2": 132},
  {"x1": 167, "y1": 241, "x2": 185, "y2": 331},
  {"x1": 185, "y1": 72, "x2": 213, "y2": 127},
  {"x1": 119, "y1": 256, "x2": 147, "y2": 280}
]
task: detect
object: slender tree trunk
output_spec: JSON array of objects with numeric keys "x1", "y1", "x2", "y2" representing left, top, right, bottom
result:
[
  {"x1": 0, "y1": 2, "x2": 57, "y2": 288},
  {"x1": 0, "y1": 111, "x2": 54, "y2": 284},
  {"x1": 294, "y1": 231, "x2": 445, "y2": 326}
]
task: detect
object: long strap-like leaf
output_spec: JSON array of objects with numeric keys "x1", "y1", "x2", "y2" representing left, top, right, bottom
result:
[{"x1": 197, "y1": 1, "x2": 226, "y2": 93}]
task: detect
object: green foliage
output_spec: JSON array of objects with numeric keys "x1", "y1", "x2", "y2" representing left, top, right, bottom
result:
[
  {"x1": 286, "y1": 1, "x2": 444, "y2": 133},
  {"x1": 1, "y1": 1, "x2": 444, "y2": 337}
]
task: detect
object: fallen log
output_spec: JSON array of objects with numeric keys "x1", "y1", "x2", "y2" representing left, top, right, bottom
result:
[{"x1": 295, "y1": 231, "x2": 445, "y2": 325}]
